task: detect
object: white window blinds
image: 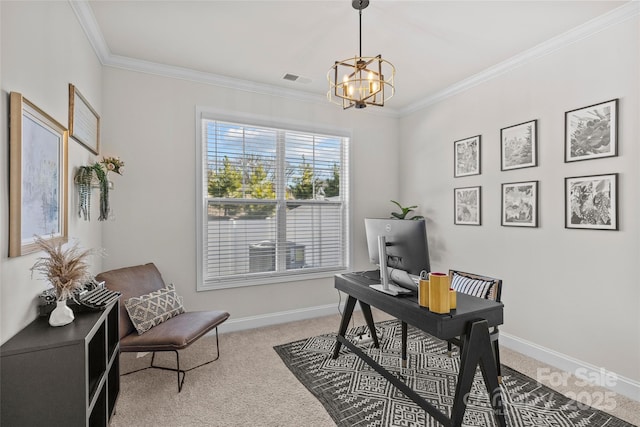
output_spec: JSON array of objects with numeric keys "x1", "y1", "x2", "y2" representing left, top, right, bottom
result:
[{"x1": 198, "y1": 118, "x2": 350, "y2": 289}]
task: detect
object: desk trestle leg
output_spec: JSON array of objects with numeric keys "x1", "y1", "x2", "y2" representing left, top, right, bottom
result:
[{"x1": 451, "y1": 319, "x2": 506, "y2": 427}]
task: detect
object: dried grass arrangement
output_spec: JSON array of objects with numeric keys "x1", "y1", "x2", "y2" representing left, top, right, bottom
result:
[{"x1": 30, "y1": 236, "x2": 94, "y2": 301}]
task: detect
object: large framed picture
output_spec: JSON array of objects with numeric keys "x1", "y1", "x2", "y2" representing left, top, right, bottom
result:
[
  {"x1": 501, "y1": 119, "x2": 537, "y2": 171},
  {"x1": 565, "y1": 99, "x2": 617, "y2": 162},
  {"x1": 9, "y1": 92, "x2": 69, "y2": 257},
  {"x1": 501, "y1": 181, "x2": 538, "y2": 227},
  {"x1": 454, "y1": 186, "x2": 481, "y2": 226},
  {"x1": 69, "y1": 83, "x2": 100, "y2": 155},
  {"x1": 454, "y1": 135, "x2": 481, "y2": 177},
  {"x1": 565, "y1": 173, "x2": 617, "y2": 230}
]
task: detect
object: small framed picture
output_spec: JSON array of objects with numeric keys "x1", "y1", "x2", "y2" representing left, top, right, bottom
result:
[
  {"x1": 454, "y1": 186, "x2": 481, "y2": 226},
  {"x1": 454, "y1": 135, "x2": 481, "y2": 177},
  {"x1": 501, "y1": 120, "x2": 537, "y2": 171},
  {"x1": 69, "y1": 83, "x2": 100, "y2": 155},
  {"x1": 565, "y1": 173, "x2": 617, "y2": 230},
  {"x1": 565, "y1": 99, "x2": 617, "y2": 162},
  {"x1": 502, "y1": 181, "x2": 538, "y2": 227}
]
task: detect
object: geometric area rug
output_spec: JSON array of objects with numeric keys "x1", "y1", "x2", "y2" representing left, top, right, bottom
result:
[{"x1": 274, "y1": 320, "x2": 636, "y2": 427}]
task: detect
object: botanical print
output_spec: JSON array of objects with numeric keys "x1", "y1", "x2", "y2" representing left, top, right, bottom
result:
[
  {"x1": 502, "y1": 181, "x2": 537, "y2": 227},
  {"x1": 566, "y1": 99, "x2": 617, "y2": 162},
  {"x1": 566, "y1": 174, "x2": 617, "y2": 230},
  {"x1": 22, "y1": 114, "x2": 62, "y2": 242},
  {"x1": 501, "y1": 120, "x2": 536, "y2": 170},
  {"x1": 454, "y1": 187, "x2": 480, "y2": 225},
  {"x1": 454, "y1": 136, "x2": 480, "y2": 177}
]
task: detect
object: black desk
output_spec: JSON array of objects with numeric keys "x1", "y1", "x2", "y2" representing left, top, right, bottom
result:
[{"x1": 333, "y1": 272, "x2": 506, "y2": 427}]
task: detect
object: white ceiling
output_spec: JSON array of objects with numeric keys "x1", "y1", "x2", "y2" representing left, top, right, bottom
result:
[{"x1": 83, "y1": 0, "x2": 629, "y2": 114}]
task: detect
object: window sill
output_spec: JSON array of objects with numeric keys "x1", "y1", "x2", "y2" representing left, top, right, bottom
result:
[{"x1": 197, "y1": 268, "x2": 350, "y2": 291}]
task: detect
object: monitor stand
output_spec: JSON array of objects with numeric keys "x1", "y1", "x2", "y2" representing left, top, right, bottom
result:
[{"x1": 370, "y1": 235, "x2": 412, "y2": 296}]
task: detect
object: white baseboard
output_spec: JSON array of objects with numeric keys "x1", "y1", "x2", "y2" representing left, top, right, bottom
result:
[
  {"x1": 501, "y1": 332, "x2": 640, "y2": 402},
  {"x1": 217, "y1": 302, "x2": 352, "y2": 334}
]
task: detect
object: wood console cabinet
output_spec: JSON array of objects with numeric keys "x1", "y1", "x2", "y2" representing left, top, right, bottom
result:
[{"x1": 1, "y1": 301, "x2": 120, "y2": 426}]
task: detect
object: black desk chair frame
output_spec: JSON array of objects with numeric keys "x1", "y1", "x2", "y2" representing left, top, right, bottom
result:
[{"x1": 448, "y1": 269, "x2": 503, "y2": 382}]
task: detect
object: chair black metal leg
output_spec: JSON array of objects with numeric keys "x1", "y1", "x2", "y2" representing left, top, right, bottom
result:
[
  {"x1": 121, "y1": 326, "x2": 222, "y2": 392},
  {"x1": 447, "y1": 340, "x2": 453, "y2": 357}
]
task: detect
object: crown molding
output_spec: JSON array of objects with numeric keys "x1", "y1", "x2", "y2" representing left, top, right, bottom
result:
[
  {"x1": 400, "y1": 0, "x2": 640, "y2": 116},
  {"x1": 70, "y1": 0, "x2": 637, "y2": 119},
  {"x1": 69, "y1": 0, "x2": 110, "y2": 63}
]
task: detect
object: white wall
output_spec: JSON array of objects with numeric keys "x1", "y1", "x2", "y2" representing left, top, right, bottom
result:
[
  {"x1": 0, "y1": 1, "x2": 103, "y2": 343},
  {"x1": 100, "y1": 67, "x2": 399, "y2": 321},
  {"x1": 400, "y1": 17, "x2": 640, "y2": 383}
]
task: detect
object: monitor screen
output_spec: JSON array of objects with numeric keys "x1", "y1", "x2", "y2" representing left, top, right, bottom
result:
[{"x1": 364, "y1": 218, "x2": 431, "y2": 283}]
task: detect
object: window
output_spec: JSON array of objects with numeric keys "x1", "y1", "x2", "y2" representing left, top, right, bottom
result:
[{"x1": 197, "y1": 114, "x2": 350, "y2": 290}]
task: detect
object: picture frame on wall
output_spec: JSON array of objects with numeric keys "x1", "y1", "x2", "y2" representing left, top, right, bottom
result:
[
  {"x1": 454, "y1": 186, "x2": 481, "y2": 226},
  {"x1": 500, "y1": 119, "x2": 537, "y2": 171},
  {"x1": 501, "y1": 180, "x2": 538, "y2": 227},
  {"x1": 9, "y1": 92, "x2": 69, "y2": 257},
  {"x1": 565, "y1": 173, "x2": 617, "y2": 230},
  {"x1": 454, "y1": 135, "x2": 481, "y2": 177},
  {"x1": 565, "y1": 99, "x2": 617, "y2": 162},
  {"x1": 69, "y1": 83, "x2": 100, "y2": 155}
]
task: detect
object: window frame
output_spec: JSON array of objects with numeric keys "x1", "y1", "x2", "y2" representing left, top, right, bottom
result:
[{"x1": 195, "y1": 107, "x2": 352, "y2": 291}]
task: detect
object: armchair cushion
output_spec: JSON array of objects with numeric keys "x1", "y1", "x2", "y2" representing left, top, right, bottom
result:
[
  {"x1": 450, "y1": 271, "x2": 496, "y2": 299},
  {"x1": 120, "y1": 310, "x2": 229, "y2": 352},
  {"x1": 124, "y1": 283, "x2": 185, "y2": 335}
]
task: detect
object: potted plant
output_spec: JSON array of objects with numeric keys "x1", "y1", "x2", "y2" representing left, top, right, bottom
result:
[
  {"x1": 30, "y1": 236, "x2": 94, "y2": 326},
  {"x1": 76, "y1": 156, "x2": 124, "y2": 221},
  {"x1": 390, "y1": 200, "x2": 424, "y2": 220}
]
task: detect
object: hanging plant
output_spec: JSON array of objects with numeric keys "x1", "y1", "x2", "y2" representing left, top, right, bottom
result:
[{"x1": 75, "y1": 156, "x2": 124, "y2": 221}]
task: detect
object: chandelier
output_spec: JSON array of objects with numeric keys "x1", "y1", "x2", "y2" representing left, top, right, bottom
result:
[{"x1": 327, "y1": 0, "x2": 395, "y2": 109}]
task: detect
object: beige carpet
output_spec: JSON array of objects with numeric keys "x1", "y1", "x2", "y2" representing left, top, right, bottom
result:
[{"x1": 110, "y1": 309, "x2": 639, "y2": 426}]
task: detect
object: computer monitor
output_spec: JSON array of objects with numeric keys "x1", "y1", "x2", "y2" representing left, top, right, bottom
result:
[{"x1": 364, "y1": 218, "x2": 431, "y2": 291}]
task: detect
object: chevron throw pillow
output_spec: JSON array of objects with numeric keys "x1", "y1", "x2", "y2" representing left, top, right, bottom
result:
[{"x1": 125, "y1": 283, "x2": 185, "y2": 334}]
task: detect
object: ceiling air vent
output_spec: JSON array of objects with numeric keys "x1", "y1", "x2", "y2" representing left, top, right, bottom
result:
[
  {"x1": 283, "y1": 73, "x2": 299, "y2": 82},
  {"x1": 282, "y1": 74, "x2": 311, "y2": 84}
]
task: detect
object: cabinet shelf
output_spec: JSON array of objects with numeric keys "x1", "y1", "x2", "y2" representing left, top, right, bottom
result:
[{"x1": 1, "y1": 301, "x2": 120, "y2": 426}]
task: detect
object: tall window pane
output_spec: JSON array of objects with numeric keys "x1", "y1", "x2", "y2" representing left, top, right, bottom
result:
[{"x1": 199, "y1": 118, "x2": 349, "y2": 288}]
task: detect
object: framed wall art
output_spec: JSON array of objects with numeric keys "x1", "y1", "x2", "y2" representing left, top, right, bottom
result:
[
  {"x1": 454, "y1": 186, "x2": 481, "y2": 226},
  {"x1": 565, "y1": 173, "x2": 617, "y2": 230},
  {"x1": 501, "y1": 180, "x2": 538, "y2": 227},
  {"x1": 69, "y1": 83, "x2": 100, "y2": 155},
  {"x1": 9, "y1": 92, "x2": 69, "y2": 257},
  {"x1": 565, "y1": 99, "x2": 617, "y2": 162},
  {"x1": 501, "y1": 119, "x2": 537, "y2": 171},
  {"x1": 454, "y1": 135, "x2": 481, "y2": 177}
]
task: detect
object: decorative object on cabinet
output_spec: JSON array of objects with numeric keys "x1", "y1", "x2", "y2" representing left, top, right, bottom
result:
[
  {"x1": 500, "y1": 119, "x2": 537, "y2": 171},
  {"x1": 454, "y1": 186, "x2": 481, "y2": 225},
  {"x1": 501, "y1": 180, "x2": 539, "y2": 228},
  {"x1": 390, "y1": 200, "x2": 424, "y2": 220},
  {"x1": 1, "y1": 301, "x2": 120, "y2": 426},
  {"x1": 9, "y1": 92, "x2": 68, "y2": 257},
  {"x1": 565, "y1": 99, "x2": 617, "y2": 163},
  {"x1": 69, "y1": 83, "x2": 100, "y2": 154},
  {"x1": 454, "y1": 135, "x2": 481, "y2": 177},
  {"x1": 565, "y1": 173, "x2": 618, "y2": 230},
  {"x1": 30, "y1": 235, "x2": 95, "y2": 326},
  {"x1": 75, "y1": 156, "x2": 124, "y2": 221}
]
